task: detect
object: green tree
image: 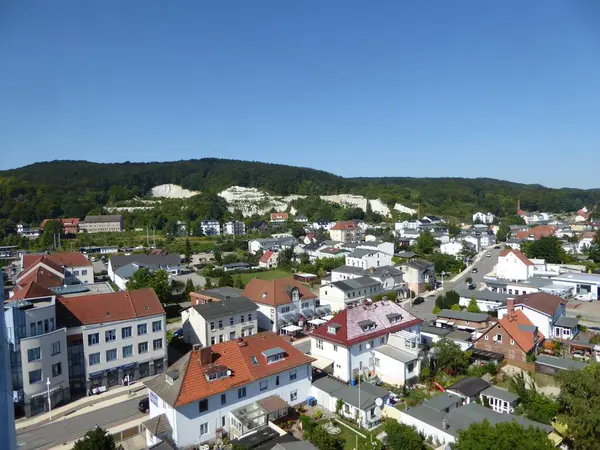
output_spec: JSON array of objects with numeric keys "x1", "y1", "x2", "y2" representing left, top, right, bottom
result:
[
  {"x1": 510, "y1": 372, "x2": 559, "y2": 425},
  {"x1": 233, "y1": 276, "x2": 246, "y2": 289},
  {"x1": 304, "y1": 425, "x2": 344, "y2": 450},
  {"x1": 521, "y1": 236, "x2": 567, "y2": 264},
  {"x1": 415, "y1": 231, "x2": 436, "y2": 254},
  {"x1": 126, "y1": 268, "x2": 171, "y2": 302},
  {"x1": 214, "y1": 250, "x2": 222, "y2": 265},
  {"x1": 204, "y1": 277, "x2": 214, "y2": 289},
  {"x1": 432, "y1": 339, "x2": 471, "y2": 375},
  {"x1": 218, "y1": 271, "x2": 234, "y2": 287},
  {"x1": 384, "y1": 420, "x2": 426, "y2": 450},
  {"x1": 451, "y1": 420, "x2": 555, "y2": 450},
  {"x1": 467, "y1": 297, "x2": 481, "y2": 313},
  {"x1": 184, "y1": 278, "x2": 194, "y2": 297},
  {"x1": 588, "y1": 233, "x2": 600, "y2": 263},
  {"x1": 451, "y1": 303, "x2": 462, "y2": 311},
  {"x1": 496, "y1": 222, "x2": 511, "y2": 242},
  {"x1": 432, "y1": 305, "x2": 441, "y2": 315},
  {"x1": 278, "y1": 246, "x2": 295, "y2": 269},
  {"x1": 0, "y1": 219, "x2": 16, "y2": 239},
  {"x1": 73, "y1": 427, "x2": 124, "y2": 450},
  {"x1": 184, "y1": 238, "x2": 192, "y2": 264}
]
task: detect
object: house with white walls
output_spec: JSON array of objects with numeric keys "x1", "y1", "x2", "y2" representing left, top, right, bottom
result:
[
  {"x1": 309, "y1": 301, "x2": 422, "y2": 383},
  {"x1": 329, "y1": 221, "x2": 362, "y2": 243},
  {"x1": 496, "y1": 293, "x2": 566, "y2": 339},
  {"x1": 400, "y1": 260, "x2": 435, "y2": 295},
  {"x1": 19, "y1": 252, "x2": 94, "y2": 286},
  {"x1": 495, "y1": 249, "x2": 534, "y2": 281},
  {"x1": 319, "y1": 277, "x2": 383, "y2": 312},
  {"x1": 440, "y1": 241, "x2": 464, "y2": 258},
  {"x1": 345, "y1": 249, "x2": 392, "y2": 270},
  {"x1": 329, "y1": 266, "x2": 405, "y2": 293},
  {"x1": 142, "y1": 332, "x2": 314, "y2": 448},
  {"x1": 472, "y1": 212, "x2": 495, "y2": 224}
]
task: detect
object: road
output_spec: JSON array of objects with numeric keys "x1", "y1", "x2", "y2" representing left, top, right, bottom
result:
[
  {"x1": 405, "y1": 245, "x2": 503, "y2": 321},
  {"x1": 17, "y1": 398, "x2": 145, "y2": 450}
]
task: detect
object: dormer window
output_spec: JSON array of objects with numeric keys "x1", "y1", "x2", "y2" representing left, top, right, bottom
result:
[
  {"x1": 358, "y1": 320, "x2": 376, "y2": 332},
  {"x1": 327, "y1": 323, "x2": 341, "y2": 335},
  {"x1": 204, "y1": 365, "x2": 231, "y2": 381},
  {"x1": 386, "y1": 313, "x2": 401, "y2": 324},
  {"x1": 262, "y1": 347, "x2": 286, "y2": 364},
  {"x1": 291, "y1": 287, "x2": 300, "y2": 302}
]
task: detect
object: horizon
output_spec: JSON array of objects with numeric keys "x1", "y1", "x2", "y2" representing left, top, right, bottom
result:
[{"x1": 1, "y1": 1, "x2": 599, "y2": 188}]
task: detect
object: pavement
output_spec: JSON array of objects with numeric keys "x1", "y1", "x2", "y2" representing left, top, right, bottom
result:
[{"x1": 172, "y1": 271, "x2": 206, "y2": 289}]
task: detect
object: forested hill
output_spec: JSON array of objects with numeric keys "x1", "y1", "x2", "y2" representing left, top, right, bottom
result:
[{"x1": 0, "y1": 158, "x2": 599, "y2": 224}]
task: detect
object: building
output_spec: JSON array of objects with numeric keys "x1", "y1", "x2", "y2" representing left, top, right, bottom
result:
[
  {"x1": 248, "y1": 237, "x2": 298, "y2": 255},
  {"x1": 41, "y1": 218, "x2": 80, "y2": 235},
  {"x1": 223, "y1": 221, "x2": 246, "y2": 236},
  {"x1": 550, "y1": 272, "x2": 600, "y2": 301},
  {"x1": 330, "y1": 265, "x2": 405, "y2": 293},
  {"x1": 200, "y1": 220, "x2": 221, "y2": 236},
  {"x1": 79, "y1": 215, "x2": 124, "y2": 234},
  {"x1": 270, "y1": 212, "x2": 289, "y2": 223},
  {"x1": 552, "y1": 316, "x2": 579, "y2": 341},
  {"x1": 440, "y1": 241, "x2": 464, "y2": 258},
  {"x1": 457, "y1": 289, "x2": 514, "y2": 313},
  {"x1": 446, "y1": 377, "x2": 491, "y2": 405},
  {"x1": 310, "y1": 301, "x2": 422, "y2": 383},
  {"x1": 495, "y1": 249, "x2": 534, "y2": 281},
  {"x1": 345, "y1": 249, "x2": 392, "y2": 270},
  {"x1": 16, "y1": 224, "x2": 41, "y2": 240},
  {"x1": 496, "y1": 293, "x2": 566, "y2": 339},
  {"x1": 435, "y1": 309, "x2": 491, "y2": 332},
  {"x1": 400, "y1": 260, "x2": 435, "y2": 295},
  {"x1": 329, "y1": 221, "x2": 362, "y2": 243},
  {"x1": 515, "y1": 226, "x2": 556, "y2": 241},
  {"x1": 17, "y1": 252, "x2": 94, "y2": 287},
  {"x1": 108, "y1": 254, "x2": 181, "y2": 284},
  {"x1": 189, "y1": 287, "x2": 244, "y2": 305},
  {"x1": 259, "y1": 251, "x2": 279, "y2": 270},
  {"x1": 472, "y1": 212, "x2": 495, "y2": 224},
  {"x1": 181, "y1": 295, "x2": 258, "y2": 346},
  {"x1": 56, "y1": 288, "x2": 167, "y2": 395},
  {"x1": 0, "y1": 270, "x2": 17, "y2": 449},
  {"x1": 243, "y1": 278, "x2": 321, "y2": 333},
  {"x1": 294, "y1": 215, "x2": 308, "y2": 223},
  {"x1": 480, "y1": 386, "x2": 519, "y2": 414},
  {"x1": 319, "y1": 277, "x2": 383, "y2": 312},
  {"x1": 142, "y1": 332, "x2": 313, "y2": 447}
]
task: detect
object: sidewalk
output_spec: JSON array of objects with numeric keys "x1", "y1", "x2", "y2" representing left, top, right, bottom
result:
[{"x1": 16, "y1": 381, "x2": 149, "y2": 432}]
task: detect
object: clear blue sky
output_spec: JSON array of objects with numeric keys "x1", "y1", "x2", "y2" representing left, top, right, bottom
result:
[{"x1": 1, "y1": 1, "x2": 599, "y2": 188}]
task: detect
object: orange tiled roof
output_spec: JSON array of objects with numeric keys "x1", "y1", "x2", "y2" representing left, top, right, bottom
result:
[
  {"x1": 259, "y1": 250, "x2": 275, "y2": 263},
  {"x1": 22, "y1": 254, "x2": 63, "y2": 273},
  {"x1": 330, "y1": 220, "x2": 358, "y2": 231},
  {"x1": 11, "y1": 281, "x2": 55, "y2": 300},
  {"x1": 18, "y1": 266, "x2": 63, "y2": 289},
  {"x1": 174, "y1": 332, "x2": 314, "y2": 407},
  {"x1": 499, "y1": 248, "x2": 534, "y2": 266},
  {"x1": 243, "y1": 278, "x2": 316, "y2": 306},
  {"x1": 49, "y1": 252, "x2": 92, "y2": 267},
  {"x1": 498, "y1": 310, "x2": 543, "y2": 352},
  {"x1": 515, "y1": 226, "x2": 556, "y2": 241}
]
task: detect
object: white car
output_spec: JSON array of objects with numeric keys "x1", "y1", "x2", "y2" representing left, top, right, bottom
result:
[{"x1": 486, "y1": 253, "x2": 491, "y2": 257}]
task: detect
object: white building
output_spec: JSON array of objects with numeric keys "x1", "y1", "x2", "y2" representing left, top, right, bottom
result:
[
  {"x1": 310, "y1": 301, "x2": 422, "y2": 384},
  {"x1": 58, "y1": 288, "x2": 167, "y2": 394},
  {"x1": 201, "y1": 220, "x2": 221, "y2": 236},
  {"x1": 440, "y1": 241, "x2": 464, "y2": 258},
  {"x1": 551, "y1": 272, "x2": 600, "y2": 301},
  {"x1": 143, "y1": 332, "x2": 314, "y2": 448},
  {"x1": 19, "y1": 252, "x2": 94, "y2": 286},
  {"x1": 223, "y1": 221, "x2": 246, "y2": 236},
  {"x1": 394, "y1": 220, "x2": 422, "y2": 231},
  {"x1": 329, "y1": 221, "x2": 362, "y2": 243},
  {"x1": 496, "y1": 294, "x2": 566, "y2": 339},
  {"x1": 319, "y1": 276, "x2": 383, "y2": 312},
  {"x1": 79, "y1": 215, "x2": 124, "y2": 234},
  {"x1": 495, "y1": 249, "x2": 534, "y2": 281},
  {"x1": 0, "y1": 271, "x2": 17, "y2": 450},
  {"x1": 248, "y1": 237, "x2": 298, "y2": 255},
  {"x1": 345, "y1": 249, "x2": 392, "y2": 269},
  {"x1": 330, "y1": 266, "x2": 405, "y2": 293},
  {"x1": 472, "y1": 212, "x2": 495, "y2": 224},
  {"x1": 108, "y1": 254, "x2": 181, "y2": 285}
]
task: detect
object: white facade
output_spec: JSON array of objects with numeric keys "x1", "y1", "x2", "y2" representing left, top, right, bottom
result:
[
  {"x1": 255, "y1": 298, "x2": 320, "y2": 333},
  {"x1": 319, "y1": 280, "x2": 382, "y2": 312},
  {"x1": 345, "y1": 251, "x2": 392, "y2": 270},
  {"x1": 440, "y1": 241, "x2": 463, "y2": 257},
  {"x1": 223, "y1": 221, "x2": 246, "y2": 236},
  {"x1": 394, "y1": 220, "x2": 422, "y2": 231},
  {"x1": 473, "y1": 212, "x2": 495, "y2": 224},
  {"x1": 399, "y1": 411, "x2": 454, "y2": 447},
  {"x1": 496, "y1": 251, "x2": 534, "y2": 281},
  {"x1": 181, "y1": 308, "x2": 257, "y2": 347},
  {"x1": 201, "y1": 220, "x2": 221, "y2": 236},
  {"x1": 497, "y1": 304, "x2": 564, "y2": 339}
]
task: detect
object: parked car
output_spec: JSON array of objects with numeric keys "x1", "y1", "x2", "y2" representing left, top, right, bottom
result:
[
  {"x1": 471, "y1": 268, "x2": 478, "y2": 273},
  {"x1": 494, "y1": 246, "x2": 501, "y2": 250},
  {"x1": 468, "y1": 284, "x2": 476, "y2": 290},
  {"x1": 486, "y1": 253, "x2": 491, "y2": 257},
  {"x1": 173, "y1": 328, "x2": 183, "y2": 338},
  {"x1": 138, "y1": 397, "x2": 150, "y2": 413},
  {"x1": 412, "y1": 297, "x2": 425, "y2": 305}
]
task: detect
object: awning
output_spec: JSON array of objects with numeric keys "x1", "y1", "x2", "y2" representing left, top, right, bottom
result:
[
  {"x1": 282, "y1": 325, "x2": 302, "y2": 332},
  {"x1": 311, "y1": 355, "x2": 334, "y2": 371},
  {"x1": 322, "y1": 314, "x2": 334, "y2": 321},
  {"x1": 308, "y1": 318, "x2": 326, "y2": 325},
  {"x1": 302, "y1": 309, "x2": 315, "y2": 319}
]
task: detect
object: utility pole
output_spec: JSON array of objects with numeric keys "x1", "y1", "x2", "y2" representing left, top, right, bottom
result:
[{"x1": 146, "y1": 227, "x2": 149, "y2": 247}]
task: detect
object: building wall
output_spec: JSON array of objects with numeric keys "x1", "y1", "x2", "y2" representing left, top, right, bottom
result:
[
  {"x1": 496, "y1": 254, "x2": 533, "y2": 281},
  {"x1": 79, "y1": 220, "x2": 123, "y2": 233},
  {"x1": 64, "y1": 265, "x2": 94, "y2": 285},
  {"x1": 458, "y1": 295, "x2": 504, "y2": 313},
  {"x1": 474, "y1": 323, "x2": 528, "y2": 363},
  {"x1": 181, "y1": 308, "x2": 258, "y2": 347},
  {"x1": 0, "y1": 270, "x2": 17, "y2": 450},
  {"x1": 497, "y1": 306, "x2": 552, "y2": 339},
  {"x1": 256, "y1": 304, "x2": 277, "y2": 332},
  {"x1": 437, "y1": 317, "x2": 489, "y2": 331},
  {"x1": 398, "y1": 412, "x2": 455, "y2": 447},
  {"x1": 373, "y1": 351, "x2": 417, "y2": 386},
  {"x1": 440, "y1": 242, "x2": 463, "y2": 257},
  {"x1": 310, "y1": 337, "x2": 351, "y2": 381}
]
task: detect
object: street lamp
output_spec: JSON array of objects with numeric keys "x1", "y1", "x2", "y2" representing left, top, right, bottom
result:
[
  {"x1": 441, "y1": 271, "x2": 446, "y2": 289},
  {"x1": 46, "y1": 378, "x2": 52, "y2": 421}
]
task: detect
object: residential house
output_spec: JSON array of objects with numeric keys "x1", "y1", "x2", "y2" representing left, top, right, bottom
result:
[
  {"x1": 142, "y1": 332, "x2": 313, "y2": 448},
  {"x1": 345, "y1": 249, "x2": 392, "y2": 270},
  {"x1": 248, "y1": 237, "x2": 298, "y2": 255},
  {"x1": 330, "y1": 265, "x2": 405, "y2": 293},
  {"x1": 340, "y1": 241, "x2": 395, "y2": 257},
  {"x1": 189, "y1": 287, "x2": 244, "y2": 305},
  {"x1": 435, "y1": 310, "x2": 491, "y2": 332},
  {"x1": 496, "y1": 293, "x2": 566, "y2": 339},
  {"x1": 310, "y1": 301, "x2": 422, "y2": 383},
  {"x1": 457, "y1": 289, "x2": 514, "y2": 312},
  {"x1": 552, "y1": 316, "x2": 579, "y2": 341},
  {"x1": 495, "y1": 249, "x2": 534, "y2": 281},
  {"x1": 270, "y1": 213, "x2": 289, "y2": 224},
  {"x1": 222, "y1": 262, "x2": 252, "y2": 272},
  {"x1": 400, "y1": 260, "x2": 435, "y2": 295},
  {"x1": 446, "y1": 377, "x2": 491, "y2": 405},
  {"x1": 201, "y1": 220, "x2": 221, "y2": 236},
  {"x1": 473, "y1": 302, "x2": 543, "y2": 363},
  {"x1": 108, "y1": 254, "x2": 181, "y2": 285},
  {"x1": 56, "y1": 288, "x2": 167, "y2": 395},
  {"x1": 515, "y1": 226, "x2": 556, "y2": 241},
  {"x1": 311, "y1": 376, "x2": 390, "y2": 430},
  {"x1": 394, "y1": 220, "x2": 422, "y2": 231},
  {"x1": 505, "y1": 238, "x2": 524, "y2": 250},
  {"x1": 181, "y1": 296, "x2": 258, "y2": 346},
  {"x1": 316, "y1": 247, "x2": 350, "y2": 260},
  {"x1": 319, "y1": 277, "x2": 383, "y2": 311},
  {"x1": 248, "y1": 221, "x2": 269, "y2": 233},
  {"x1": 294, "y1": 215, "x2": 308, "y2": 223},
  {"x1": 329, "y1": 221, "x2": 362, "y2": 243},
  {"x1": 480, "y1": 386, "x2": 519, "y2": 414},
  {"x1": 17, "y1": 252, "x2": 94, "y2": 287},
  {"x1": 472, "y1": 212, "x2": 495, "y2": 224},
  {"x1": 243, "y1": 278, "x2": 320, "y2": 333},
  {"x1": 440, "y1": 240, "x2": 464, "y2": 258},
  {"x1": 16, "y1": 224, "x2": 41, "y2": 240},
  {"x1": 79, "y1": 215, "x2": 124, "y2": 234},
  {"x1": 41, "y1": 218, "x2": 80, "y2": 235},
  {"x1": 259, "y1": 251, "x2": 279, "y2": 270},
  {"x1": 421, "y1": 216, "x2": 444, "y2": 225},
  {"x1": 223, "y1": 221, "x2": 246, "y2": 236},
  {"x1": 535, "y1": 354, "x2": 589, "y2": 376}
]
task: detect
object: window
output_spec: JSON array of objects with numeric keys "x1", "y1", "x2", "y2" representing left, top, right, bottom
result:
[
  {"x1": 290, "y1": 390, "x2": 298, "y2": 402},
  {"x1": 495, "y1": 334, "x2": 502, "y2": 343},
  {"x1": 221, "y1": 394, "x2": 226, "y2": 405},
  {"x1": 30, "y1": 323, "x2": 36, "y2": 337},
  {"x1": 105, "y1": 329, "x2": 116, "y2": 342},
  {"x1": 138, "y1": 342, "x2": 148, "y2": 354},
  {"x1": 52, "y1": 362, "x2": 62, "y2": 377},
  {"x1": 200, "y1": 423, "x2": 208, "y2": 435},
  {"x1": 230, "y1": 331, "x2": 236, "y2": 341},
  {"x1": 380, "y1": 337, "x2": 385, "y2": 345},
  {"x1": 276, "y1": 375, "x2": 280, "y2": 386},
  {"x1": 510, "y1": 339, "x2": 515, "y2": 345},
  {"x1": 222, "y1": 416, "x2": 226, "y2": 428},
  {"x1": 198, "y1": 399, "x2": 209, "y2": 412},
  {"x1": 29, "y1": 369, "x2": 42, "y2": 384},
  {"x1": 240, "y1": 315, "x2": 245, "y2": 323},
  {"x1": 73, "y1": 270, "x2": 79, "y2": 276},
  {"x1": 152, "y1": 320, "x2": 162, "y2": 332},
  {"x1": 251, "y1": 356, "x2": 259, "y2": 365},
  {"x1": 485, "y1": 335, "x2": 489, "y2": 340},
  {"x1": 218, "y1": 320, "x2": 223, "y2": 329},
  {"x1": 374, "y1": 358, "x2": 380, "y2": 368},
  {"x1": 316, "y1": 339, "x2": 323, "y2": 350},
  {"x1": 27, "y1": 347, "x2": 41, "y2": 362},
  {"x1": 289, "y1": 369, "x2": 297, "y2": 380},
  {"x1": 230, "y1": 317, "x2": 234, "y2": 326},
  {"x1": 248, "y1": 313, "x2": 252, "y2": 321},
  {"x1": 359, "y1": 344, "x2": 363, "y2": 351},
  {"x1": 333, "y1": 345, "x2": 338, "y2": 352},
  {"x1": 106, "y1": 349, "x2": 117, "y2": 361},
  {"x1": 153, "y1": 339, "x2": 163, "y2": 351},
  {"x1": 260, "y1": 380, "x2": 268, "y2": 391},
  {"x1": 82, "y1": 269, "x2": 88, "y2": 276},
  {"x1": 238, "y1": 387, "x2": 247, "y2": 399},
  {"x1": 88, "y1": 333, "x2": 100, "y2": 346},
  {"x1": 122, "y1": 327, "x2": 132, "y2": 339},
  {"x1": 51, "y1": 341, "x2": 61, "y2": 356},
  {"x1": 219, "y1": 335, "x2": 224, "y2": 343},
  {"x1": 123, "y1": 345, "x2": 133, "y2": 358},
  {"x1": 137, "y1": 323, "x2": 147, "y2": 335},
  {"x1": 211, "y1": 336, "x2": 216, "y2": 345},
  {"x1": 210, "y1": 322, "x2": 216, "y2": 331},
  {"x1": 268, "y1": 353, "x2": 285, "y2": 364},
  {"x1": 89, "y1": 352, "x2": 101, "y2": 366},
  {"x1": 407, "y1": 362, "x2": 415, "y2": 373}
]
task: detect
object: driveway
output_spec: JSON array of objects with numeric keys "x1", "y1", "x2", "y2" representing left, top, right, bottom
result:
[{"x1": 172, "y1": 272, "x2": 206, "y2": 289}]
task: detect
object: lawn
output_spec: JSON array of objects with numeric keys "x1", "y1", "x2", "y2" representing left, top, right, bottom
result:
[
  {"x1": 317, "y1": 419, "x2": 379, "y2": 450},
  {"x1": 238, "y1": 269, "x2": 292, "y2": 284}
]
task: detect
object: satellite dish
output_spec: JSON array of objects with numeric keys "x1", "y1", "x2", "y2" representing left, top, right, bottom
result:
[
  {"x1": 375, "y1": 398, "x2": 383, "y2": 407},
  {"x1": 365, "y1": 343, "x2": 371, "y2": 350},
  {"x1": 374, "y1": 406, "x2": 381, "y2": 415},
  {"x1": 226, "y1": 369, "x2": 232, "y2": 376}
]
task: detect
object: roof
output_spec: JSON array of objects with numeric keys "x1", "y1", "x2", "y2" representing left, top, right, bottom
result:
[
  {"x1": 491, "y1": 310, "x2": 542, "y2": 352},
  {"x1": 420, "y1": 324, "x2": 452, "y2": 337},
  {"x1": 332, "y1": 265, "x2": 402, "y2": 278},
  {"x1": 114, "y1": 262, "x2": 141, "y2": 279},
  {"x1": 446, "y1": 330, "x2": 474, "y2": 342},
  {"x1": 17, "y1": 266, "x2": 63, "y2": 289},
  {"x1": 499, "y1": 248, "x2": 534, "y2": 266},
  {"x1": 437, "y1": 309, "x2": 489, "y2": 323},
  {"x1": 554, "y1": 316, "x2": 579, "y2": 328},
  {"x1": 109, "y1": 254, "x2": 181, "y2": 270},
  {"x1": 311, "y1": 300, "x2": 422, "y2": 346},
  {"x1": 196, "y1": 287, "x2": 243, "y2": 300},
  {"x1": 333, "y1": 382, "x2": 389, "y2": 410},
  {"x1": 480, "y1": 386, "x2": 519, "y2": 403},
  {"x1": 22, "y1": 254, "x2": 64, "y2": 273},
  {"x1": 330, "y1": 221, "x2": 358, "y2": 231},
  {"x1": 272, "y1": 442, "x2": 318, "y2": 450},
  {"x1": 10, "y1": 281, "x2": 54, "y2": 300},
  {"x1": 144, "y1": 332, "x2": 314, "y2": 407},
  {"x1": 447, "y1": 377, "x2": 491, "y2": 397},
  {"x1": 143, "y1": 413, "x2": 172, "y2": 438},
  {"x1": 243, "y1": 278, "x2": 316, "y2": 307},
  {"x1": 192, "y1": 296, "x2": 258, "y2": 319},
  {"x1": 259, "y1": 250, "x2": 276, "y2": 263},
  {"x1": 516, "y1": 225, "x2": 556, "y2": 241},
  {"x1": 83, "y1": 215, "x2": 123, "y2": 223},
  {"x1": 375, "y1": 344, "x2": 419, "y2": 363},
  {"x1": 347, "y1": 249, "x2": 377, "y2": 258},
  {"x1": 422, "y1": 393, "x2": 463, "y2": 411},
  {"x1": 257, "y1": 395, "x2": 290, "y2": 414},
  {"x1": 456, "y1": 289, "x2": 513, "y2": 303},
  {"x1": 403, "y1": 259, "x2": 434, "y2": 271},
  {"x1": 311, "y1": 376, "x2": 346, "y2": 394},
  {"x1": 57, "y1": 288, "x2": 165, "y2": 326},
  {"x1": 332, "y1": 276, "x2": 381, "y2": 292},
  {"x1": 535, "y1": 354, "x2": 589, "y2": 371},
  {"x1": 511, "y1": 292, "x2": 566, "y2": 317}
]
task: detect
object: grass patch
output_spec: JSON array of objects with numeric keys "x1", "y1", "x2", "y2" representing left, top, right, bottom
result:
[
  {"x1": 238, "y1": 269, "x2": 292, "y2": 284},
  {"x1": 167, "y1": 317, "x2": 181, "y2": 324},
  {"x1": 316, "y1": 419, "x2": 380, "y2": 450},
  {"x1": 404, "y1": 388, "x2": 432, "y2": 407}
]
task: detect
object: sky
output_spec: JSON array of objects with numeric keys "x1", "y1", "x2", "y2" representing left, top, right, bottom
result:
[{"x1": 1, "y1": 1, "x2": 599, "y2": 189}]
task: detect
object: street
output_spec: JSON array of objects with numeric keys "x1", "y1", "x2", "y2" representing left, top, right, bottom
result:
[
  {"x1": 17, "y1": 398, "x2": 145, "y2": 450},
  {"x1": 405, "y1": 245, "x2": 503, "y2": 321}
]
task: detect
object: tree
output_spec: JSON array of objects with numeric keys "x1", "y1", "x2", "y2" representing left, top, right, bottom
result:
[
  {"x1": 233, "y1": 276, "x2": 245, "y2": 289},
  {"x1": 557, "y1": 362, "x2": 600, "y2": 449},
  {"x1": 521, "y1": 236, "x2": 567, "y2": 264},
  {"x1": 204, "y1": 277, "x2": 214, "y2": 289},
  {"x1": 73, "y1": 426, "x2": 123, "y2": 450},
  {"x1": 432, "y1": 339, "x2": 471, "y2": 375},
  {"x1": 451, "y1": 303, "x2": 461, "y2": 311},
  {"x1": 384, "y1": 420, "x2": 426, "y2": 450},
  {"x1": 496, "y1": 222, "x2": 511, "y2": 242},
  {"x1": 184, "y1": 238, "x2": 192, "y2": 264},
  {"x1": 467, "y1": 297, "x2": 481, "y2": 313},
  {"x1": 278, "y1": 246, "x2": 295, "y2": 269},
  {"x1": 126, "y1": 268, "x2": 171, "y2": 303},
  {"x1": 588, "y1": 233, "x2": 600, "y2": 263},
  {"x1": 509, "y1": 372, "x2": 559, "y2": 425},
  {"x1": 214, "y1": 250, "x2": 222, "y2": 265},
  {"x1": 219, "y1": 271, "x2": 234, "y2": 287},
  {"x1": 0, "y1": 219, "x2": 16, "y2": 239},
  {"x1": 184, "y1": 278, "x2": 194, "y2": 297},
  {"x1": 304, "y1": 425, "x2": 344, "y2": 450},
  {"x1": 432, "y1": 305, "x2": 441, "y2": 314},
  {"x1": 415, "y1": 231, "x2": 436, "y2": 254},
  {"x1": 436, "y1": 290, "x2": 460, "y2": 310},
  {"x1": 451, "y1": 420, "x2": 555, "y2": 450},
  {"x1": 465, "y1": 276, "x2": 473, "y2": 284}
]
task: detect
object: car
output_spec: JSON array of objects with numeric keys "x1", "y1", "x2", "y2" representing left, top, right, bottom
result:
[
  {"x1": 468, "y1": 283, "x2": 476, "y2": 290},
  {"x1": 494, "y1": 246, "x2": 501, "y2": 250},
  {"x1": 471, "y1": 268, "x2": 478, "y2": 273},
  {"x1": 412, "y1": 297, "x2": 425, "y2": 305},
  {"x1": 486, "y1": 253, "x2": 491, "y2": 257},
  {"x1": 138, "y1": 397, "x2": 150, "y2": 413},
  {"x1": 173, "y1": 328, "x2": 183, "y2": 338}
]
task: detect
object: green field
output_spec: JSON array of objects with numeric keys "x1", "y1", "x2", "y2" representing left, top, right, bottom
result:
[{"x1": 238, "y1": 269, "x2": 292, "y2": 284}]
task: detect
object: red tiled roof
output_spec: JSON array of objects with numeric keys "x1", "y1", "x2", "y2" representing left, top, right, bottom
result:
[
  {"x1": 57, "y1": 288, "x2": 165, "y2": 325},
  {"x1": 50, "y1": 252, "x2": 92, "y2": 267},
  {"x1": 581, "y1": 231, "x2": 597, "y2": 240},
  {"x1": 270, "y1": 213, "x2": 289, "y2": 220},
  {"x1": 18, "y1": 267, "x2": 63, "y2": 289},
  {"x1": 22, "y1": 254, "x2": 64, "y2": 273},
  {"x1": 243, "y1": 278, "x2": 316, "y2": 306},
  {"x1": 515, "y1": 226, "x2": 556, "y2": 241},
  {"x1": 259, "y1": 250, "x2": 275, "y2": 263},
  {"x1": 10, "y1": 281, "x2": 54, "y2": 300},
  {"x1": 330, "y1": 221, "x2": 358, "y2": 231},
  {"x1": 40, "y1": 218, "x2": 79, "y2": 228},
  {"x1": 174, "y1": 332, "x2": 314, "y2": 407},
  {"x1": 497, "y1": 310, "x2": 542, "y2": 352},
  {"x1": 499, "y1": 248, "x2": 534, "y2": 266}
]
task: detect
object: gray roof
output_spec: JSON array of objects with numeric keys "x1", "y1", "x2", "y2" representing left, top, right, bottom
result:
[
  {"x1": 375, "y1": 344, "x2": 419, "y2": 363},
  {"x1": 110, "y1": 254, "x2": 181, "y2": 271},
  {"x1": 438, "y1": 309, "x2": 489, "y2": 323},
  {"x1": 197, "y1": 287, "x2": 243, "y2": 300},
  {"x1": 395, "y1": 251, "x2": 416, "y2": 258},
  {"x1": 143, "y1": 413, "x2": 173, "y2": 438},
  {"x1": 404, "y1": 259, "x2": 434, "y2": 270},
  {"x1": 446, "y1": 330, "x2": 473, "y2": 342},
  {"x1": 114, "y1": 262, "x2": 142, "y2": 279},
  {"x1": 83, "y1": 214, "x2": 122, "y2": 223},
  {"x1": 333, "y1": 382, "x2": 389, "y2": 410},
  {"x1": 272, "y1": 442, "x2": 318, "y2": 450},
  {"x1": 457, "y1": 289, "x2": 513, "y2": 304},
  {"x1": 420, "y1": 324, "x2": 451, "y2": 337},
  {"x1": 192, "y1": 296, "x2": 258, "y2": 319},
  {"x1": 348, "y1": 248, "x2": 377, "y2": 258},
  {"x1": 332, "y1": 265, "x2": 402, "y2": 278},
  {"x1": 535, "y1": 355, "x2": 589, "y2": 371},
  {"x1": 144, "y1": 351, "x2": 190, "y2": 407},
  {"x1": 480, "y1": 386, "x2": 519, "y2": 404},
  {"x1": 332, "y1": 276, "x2": 381, "y2": 292},
  {"x1": 554, "y1": 316, "x2": 579, "y2": 328},
  {"x1": 311, "y1": 376, "x2": 346, "y2": 394},
  {"x1": 262, "y1": 347, "x2": 285, "y2": 358},
  {"x1": 447, "y1": 377, "x2": 491, "y2": 397},
  {"x1": 423, "y1": 393, "x2": 463, "y2": 412}
]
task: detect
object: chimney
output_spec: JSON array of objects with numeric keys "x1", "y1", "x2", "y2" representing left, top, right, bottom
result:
[
  {"x1": 199, "y1": 347, "x2": 212, "y2": 366},
  {"x1": 237, "y1": 337, "x2": 246, "y2": 347},
  {"x1": 507, "y1": 298, "x2": 514, "y2": 316}
]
